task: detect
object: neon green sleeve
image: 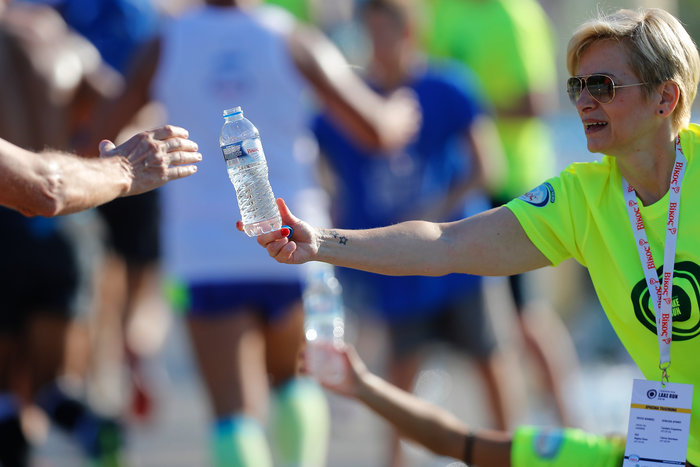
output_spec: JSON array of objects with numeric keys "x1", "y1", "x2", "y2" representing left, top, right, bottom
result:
[
  {"x1": 511, "y1": 426, "x2": 625, "y2": 467},
  {"x1": 505, "y1": 176, "x2": 578, "y2": 267}
]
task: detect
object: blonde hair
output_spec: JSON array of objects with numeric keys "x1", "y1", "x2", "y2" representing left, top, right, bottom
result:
[{"x1": 567, "y1": 8, "x2": 700, "y2": 132}]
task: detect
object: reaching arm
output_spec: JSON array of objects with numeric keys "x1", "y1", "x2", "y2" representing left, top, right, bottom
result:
[
  {"x1": 312, "y1": 345, "x2": 626, "y2": 467},
  {"x1": 288, "y1": 25, "x2": 420, "y2": 151},
  {"x1": 257, "y1": 198, "x2": 550, "y2": 277},
  {"x1": 317, "y1": 344, "x2": 512, "y2": 466},
  {"x1": 0, "y1": 125, "x2": 200, "y2": 217}
]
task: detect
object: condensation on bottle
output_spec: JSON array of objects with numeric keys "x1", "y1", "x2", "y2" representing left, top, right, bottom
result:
[
  {"x1": 220, "y1": 106, "x2": 282, "y2": 236},
  {"x1": 303, "y1": 263, "x2": 346, "y2": 384}
]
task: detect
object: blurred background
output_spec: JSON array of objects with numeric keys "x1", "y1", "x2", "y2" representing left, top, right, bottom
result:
[{"x1": 1, "y1": 0, "x2": 697, "y2": 465}]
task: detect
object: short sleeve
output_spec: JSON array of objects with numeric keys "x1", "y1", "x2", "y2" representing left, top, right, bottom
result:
[{"x1": 505, "y1": 170, "x2": 584, "y2": 267}]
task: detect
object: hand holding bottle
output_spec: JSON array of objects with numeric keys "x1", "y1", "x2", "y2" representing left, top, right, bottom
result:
[
  {"x1": 301, "y1": 343, "x2": 364, "y2": 397},
  {"x1": 248, "y1": 198, "x2": 321, "y2": 265}
]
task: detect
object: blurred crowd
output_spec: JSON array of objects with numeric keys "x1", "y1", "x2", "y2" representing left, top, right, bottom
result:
[{"x1": 1, "y1": 0, "x2": 699, "y2": 466}]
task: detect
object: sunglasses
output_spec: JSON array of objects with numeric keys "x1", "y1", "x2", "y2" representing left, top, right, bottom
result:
[{"x1": 567, "y1": 74, "x2": 647, "y2": 105}]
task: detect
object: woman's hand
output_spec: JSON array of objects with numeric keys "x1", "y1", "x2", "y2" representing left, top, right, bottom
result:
[{"x1": 252, "y1": 198, "x2": 320, "y2": 265}]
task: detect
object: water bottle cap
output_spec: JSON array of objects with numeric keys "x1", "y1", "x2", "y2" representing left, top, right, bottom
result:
[{"x1": 223, "y1": 106, "x2": 243, "y2": 118}]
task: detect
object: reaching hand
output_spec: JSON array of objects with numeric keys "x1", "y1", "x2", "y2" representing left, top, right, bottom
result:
[
  {"x1": 253, "y1": 198, "x2": 320, "y2": 265},
  {"x1": 379, "y1": 87, "x2": 422, "y2": 151},
  {"x1": 301, "y1": 343, "x2": 366, "y2": 399},
  {"x1": 100, "y1": 125, "x2": 201, "y2": 196}
]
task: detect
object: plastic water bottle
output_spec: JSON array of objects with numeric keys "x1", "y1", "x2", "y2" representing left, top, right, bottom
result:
[
  {"x1": 303, "y1": 263, "x2": 346, "y2": 384},
  {"x1": 220, "y1": 106, "x2": 282, "y2": 236}
]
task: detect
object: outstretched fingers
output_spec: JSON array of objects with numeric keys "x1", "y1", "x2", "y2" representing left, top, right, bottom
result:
[
  {"x1": 166, "y1": 147, "x2": 202, "y2": 165},
  {"x1": 132, "y1": 130, "x2": 201, "y2": 180},
  {"x1": 165, "y1": 164, "x2": 198, "y2": 181},
  {"x1": 158, "y1": 130, "x2": 201, "y2": 181},
  {"x1": 150, "y1": 124, "x2": 190, "y2": 141},
  {"x1": 162, "y1": 136, "x2": 199, "y2": 155},
  {"x1": 161, "y1": 144, "x2": 201, "y2": 182}
]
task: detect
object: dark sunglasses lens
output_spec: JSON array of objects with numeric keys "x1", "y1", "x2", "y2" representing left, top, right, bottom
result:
[
  {"x1": 567, "y1": 77, "x2": 582, "y2": 103},
  {"x1": 586, "y1": 75, "x2": 614, "y2": 103}
]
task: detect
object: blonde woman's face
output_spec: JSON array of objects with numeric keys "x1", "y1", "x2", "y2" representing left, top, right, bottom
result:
[{"x1": 575, "y1": 40, "x2": 659, "y2": 157}]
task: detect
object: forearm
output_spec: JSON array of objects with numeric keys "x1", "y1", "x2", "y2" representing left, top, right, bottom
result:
[
  {"x1": 355, "y1": 369, "x2": 513, "y2": 466},
  {"x1": 8, "y1": 149, "x2": 131, "y2": 217},
  {"x1": 357, "y1": 371, "x2": 469, "y2": 459},
  {"x1": 1, "y1": 126, "x2": 198, "y2": 217},
  {"x1": 45, "y1": 152, "x2": 132, "y2": 215},
  {"x1": 315, "y1": 221, "x2": 452, "y2": 277},
  {"x1": 289, "y1": 26, "x2": 415, "y2": 151},
  {"x1": 260, "y1": 200, "x2": 549, "y2": 276},
  {"x1": 313, "y1": 208, "x2": 550, "y2": 277},
  {"x1": 290, "y1": 27, "x2": 380, "y2": 147}
]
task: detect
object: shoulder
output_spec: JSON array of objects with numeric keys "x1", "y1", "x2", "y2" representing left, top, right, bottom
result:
[
  {"x1": 680, "y1": 123, "x2": 700, "y2": 158},
  {"x1": 517, "y1": 158, "x2": 616, "y2": 207},
  {"x1": 561, "y1": 158, "x2": 615, "y2": 182},
  {"x1": 559, "y1": 158, "x2": 617, "y2": 199}
]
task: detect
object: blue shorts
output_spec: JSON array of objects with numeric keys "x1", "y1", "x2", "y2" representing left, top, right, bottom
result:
[
  {"x1": 186, "y1": 280, "x2": 303, "y2": 322},
  {"x1": 388, "y1": 286, "x2": 497, "y2": 359}
]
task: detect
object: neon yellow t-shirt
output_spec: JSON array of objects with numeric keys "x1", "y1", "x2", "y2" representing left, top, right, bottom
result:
[{"x1": 506, "y1": 123, "x2": 700, "y2": 464}]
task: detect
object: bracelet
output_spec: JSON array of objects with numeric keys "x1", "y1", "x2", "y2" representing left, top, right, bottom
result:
[{"x1": 463, "y1": 432, "x2": 476, "y2": 465}]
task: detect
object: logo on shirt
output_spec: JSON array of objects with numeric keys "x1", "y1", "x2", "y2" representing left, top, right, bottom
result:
[
  {"x1": 518, "y1": 182, "x2": 555, "y2": 207},
  {"x1": 630, "y1": 261, "x2": 700, "y2": 341},
  {"x1": 532, "y1": 429, "x2": 565, "y2": 459}
]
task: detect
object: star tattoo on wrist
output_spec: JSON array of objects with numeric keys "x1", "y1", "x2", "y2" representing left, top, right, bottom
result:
[{"x1": 329, "y1": 230, "x2": 348, "y2": 245}]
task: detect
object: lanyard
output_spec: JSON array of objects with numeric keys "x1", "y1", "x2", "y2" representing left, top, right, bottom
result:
[{"x1": 623, "y1": 136, "x2": 686, "y2": 384}]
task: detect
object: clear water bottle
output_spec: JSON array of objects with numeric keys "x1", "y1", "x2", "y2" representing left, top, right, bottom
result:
[
  {"x1": 303, "y1": 263, "x2": 346, "y2": 384},
  {"x1": 220, "y1": 106, "x2": 282, "y2": 236}
]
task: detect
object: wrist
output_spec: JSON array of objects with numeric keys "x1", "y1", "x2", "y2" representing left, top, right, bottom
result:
[
  {"x1": 316, "y1": 227, "x2": 350, "y2": 262},
  {"x1": 112, "y1": 155, "x2": 133, "y2": 196},
  {"x1": 354, "y1": 368, "x2": 376, "y2": 402}
]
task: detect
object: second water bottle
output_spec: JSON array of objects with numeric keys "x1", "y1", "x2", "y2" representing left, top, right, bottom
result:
[{"x1": 304, "y1": 263, "x2": 346, "y2": 384}]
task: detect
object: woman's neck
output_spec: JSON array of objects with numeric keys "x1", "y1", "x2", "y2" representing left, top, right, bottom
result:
[{"x1": 617, "y1": 137, "x2": 678, "y2": 206}]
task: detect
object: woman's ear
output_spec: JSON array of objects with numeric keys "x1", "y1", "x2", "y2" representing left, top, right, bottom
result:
[{"x1": 657, "y1": 80, "x2": 680, "y2": 116}]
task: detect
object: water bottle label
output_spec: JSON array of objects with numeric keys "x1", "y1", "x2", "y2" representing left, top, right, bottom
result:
[{"x1": 222, "y1": 139, "x2": 265, "y2": 163}]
